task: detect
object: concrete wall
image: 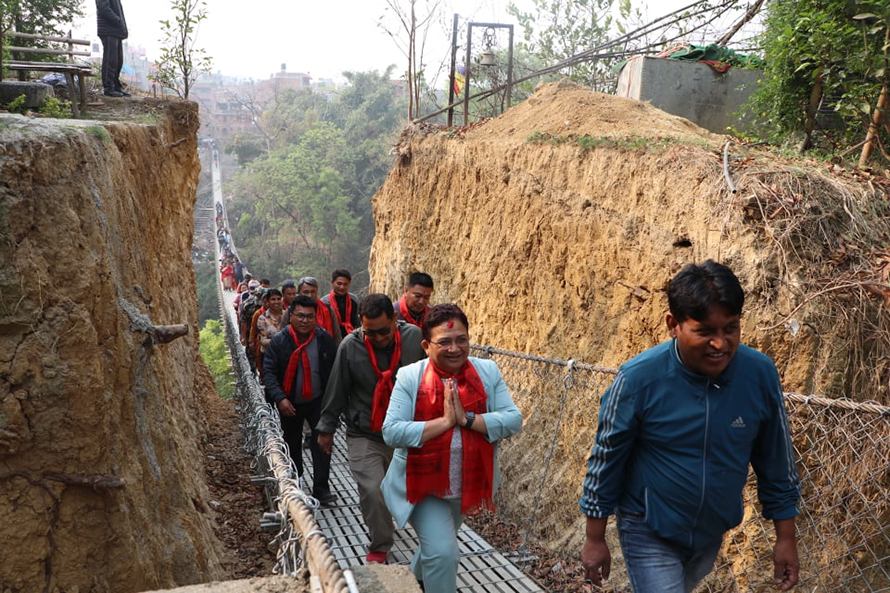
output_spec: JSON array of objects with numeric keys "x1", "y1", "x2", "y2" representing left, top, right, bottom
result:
[{"x1": 616, "y1": 56, "x2": 761, "y2": 134}]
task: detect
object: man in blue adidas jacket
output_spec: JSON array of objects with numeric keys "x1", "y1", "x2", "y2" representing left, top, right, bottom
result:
[{"x1": 580, "y1": 260, "x2": 800, "y2": 592}]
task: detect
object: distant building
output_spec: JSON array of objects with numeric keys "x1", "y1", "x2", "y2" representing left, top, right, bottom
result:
[
  {"x1": 191, "y1": 72, "x2": 257, "y2": 143},
  {"x1": 254, "y1": 64, "x2": 312, "y2": 102}
]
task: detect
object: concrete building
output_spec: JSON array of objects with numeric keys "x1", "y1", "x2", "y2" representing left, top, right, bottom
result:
[
  {"x1": 256, "y1": 64, "x2": 311, "y2": 102},
  {"x1": 616, "y1": 56, "x2": 761, "y2": 134}
]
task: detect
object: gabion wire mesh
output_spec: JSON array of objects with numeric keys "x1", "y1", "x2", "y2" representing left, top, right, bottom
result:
[{"x1": 471, "y1": 345, "x2": 890, "y2": 592}]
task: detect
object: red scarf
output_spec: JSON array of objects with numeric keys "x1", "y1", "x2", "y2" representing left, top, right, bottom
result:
[
  {"x1": 406, "y1": 360, "x2": 494, "y2": 516},
  {"x1": 282, "y1": 327, "x2": 315, "y2": 400},
  {"x1": 398, "y1": 297, "x2": 425, "y2": 328},
  {"x1": 316, "y1": 299, "x2": 335, "y2": 336},
  {"x1": 329, "y1": 290, "x2": 354, "y2": 333},
  {"x1": 364, "y1": 328, "x2": 402, "y2": 433}
]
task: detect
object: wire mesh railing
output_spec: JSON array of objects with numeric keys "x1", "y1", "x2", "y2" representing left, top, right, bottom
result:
[{"x1": 471, "y1": 345, "x2": 890, "y2": 592}]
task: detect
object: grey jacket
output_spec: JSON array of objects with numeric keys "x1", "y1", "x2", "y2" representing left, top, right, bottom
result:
[{"x1": 318, "y1": 322, "x2": 424, "y2": 440}]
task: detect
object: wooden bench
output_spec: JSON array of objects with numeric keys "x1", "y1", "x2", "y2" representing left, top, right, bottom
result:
[{"x1": 1, "y1": 31, "x2": 93, "y2": 117}]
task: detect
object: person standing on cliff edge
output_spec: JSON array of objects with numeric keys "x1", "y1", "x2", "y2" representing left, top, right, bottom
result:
[
  {"x1": 96, "y1": 0, "x2": 130, "y2": 97},
  {"x1": 580, "y1": 260, "x2": 801, "y2": 593}
]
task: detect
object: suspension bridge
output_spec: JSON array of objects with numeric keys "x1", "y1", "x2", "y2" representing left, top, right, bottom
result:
[{"x1": 205, "y1": 150, "x2": 545, "y2": 592}]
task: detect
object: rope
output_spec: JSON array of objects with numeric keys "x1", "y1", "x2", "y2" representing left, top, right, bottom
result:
[{"x1": 471, "y1": 345, "x2": 890, "y2": 418}]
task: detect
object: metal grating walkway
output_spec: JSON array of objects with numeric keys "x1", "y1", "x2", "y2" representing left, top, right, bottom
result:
[{"x1": 300, "y1": 425, "x2": 545, "y2": 592}]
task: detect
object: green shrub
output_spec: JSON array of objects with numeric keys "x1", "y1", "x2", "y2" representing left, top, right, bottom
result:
[
  {"x1": 199, "y1": 319, "x2": 234, "y2": 399},
  {"x1": 3, "y1": 93, "x2": 27, "y2": 113},
  {"x1": 38, "y1": 96, "x2": 71, "y2": 119}
]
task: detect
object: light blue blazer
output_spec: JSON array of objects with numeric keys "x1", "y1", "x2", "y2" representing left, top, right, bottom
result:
[{"x1": 381, "y1": 357, "x2": 523, "y2": 528}]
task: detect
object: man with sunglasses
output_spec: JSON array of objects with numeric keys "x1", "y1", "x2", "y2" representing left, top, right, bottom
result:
[
  {"x1": 318, "y1": 294, "x2": 424, "y2": 564},
  {"x1": 264, "y1": 295, "x2": 339, "y2": 505}
]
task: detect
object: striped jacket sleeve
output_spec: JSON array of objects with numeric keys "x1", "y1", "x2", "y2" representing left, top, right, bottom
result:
[
  {"x1": 580, "y1": 371, "x2": 639, "y2": 518},
  {"x1": 751, "y1": 370, "x2": 801, "y2": 520}
]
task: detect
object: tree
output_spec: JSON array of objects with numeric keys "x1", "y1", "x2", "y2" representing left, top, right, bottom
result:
[
  {"x1": 379, "y1": 0, "x2": 445, "y2": 119},
  {"x1": 152, "y1": 0, "x2": 212, "y2": 99},
  {"x1": 507, "y1": 0, "x2": 632, "y2": 91},
  {"x1": 225, "y1": 70, "x2": 406, "y2": 289},
  {"x1": 746, "y1": 0, "x2": 890, "y2": 161},
  {"x1": 0, "y1": 0, "x2": 81, "y2": 37}
]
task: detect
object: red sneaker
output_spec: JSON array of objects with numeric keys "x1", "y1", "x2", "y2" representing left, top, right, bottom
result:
[{"x1": 365, "y1": 551, "x2": 388, "y2": 564}]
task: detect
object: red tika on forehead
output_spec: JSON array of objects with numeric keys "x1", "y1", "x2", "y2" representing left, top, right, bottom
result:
[{"x1": 447, "y1": 320, "x2": 454, "y2": 328}]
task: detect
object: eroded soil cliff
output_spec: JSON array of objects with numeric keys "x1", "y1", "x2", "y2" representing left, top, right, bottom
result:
[
  {"x1": 371, "y1": 81, "x2": 889, "y2": 400},
  {"x1": 0, "y1": 101, "x2": 224, "y2": 592}
]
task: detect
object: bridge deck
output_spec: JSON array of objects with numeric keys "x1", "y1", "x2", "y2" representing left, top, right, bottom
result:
[{"x1": 304, "y1": 430, "x2": 543, "y2": 592}]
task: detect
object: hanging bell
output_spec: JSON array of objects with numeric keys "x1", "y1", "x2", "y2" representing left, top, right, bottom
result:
[{"x1": 480, "y1": 49, "x2": 497, "y2": 66}]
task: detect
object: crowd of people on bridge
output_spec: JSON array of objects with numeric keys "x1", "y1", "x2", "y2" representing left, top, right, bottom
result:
[
  {"x1": 226, "y1": 264, "x2": 523, "y2": 591},
  {"x1": 217, "y1": 204, "x2": 244, "y2": 291},
  {"x1": 220, "y1": 251, "x2": 801, "y2": 593}
]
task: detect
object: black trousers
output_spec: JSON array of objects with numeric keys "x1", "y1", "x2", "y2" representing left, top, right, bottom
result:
[
  {"x1": 279, "y1": 397, "x2": 332, "y2": 497},
  {"x1": 99, "y1": 35, "x2": 124, "y2": 92}
]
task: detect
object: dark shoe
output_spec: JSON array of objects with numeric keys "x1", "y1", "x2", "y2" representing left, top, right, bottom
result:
[
  {"x1": 314, "y1": 491, "x2": 338, "y2": 506},
  {"x1": 115, "y1": 88, "x2": 132, "y2": 96},
  {"x1": 104, "y1": 90, "x2": 124, "y2": 97}
]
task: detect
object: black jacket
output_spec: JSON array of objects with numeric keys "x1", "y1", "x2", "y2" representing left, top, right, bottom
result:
[
  {"x1": 263, "y1": 326, "x2": 337, "y2": 405},
  {"x1": 96, "y1": 0, "x2": 128, "y2": 38}
]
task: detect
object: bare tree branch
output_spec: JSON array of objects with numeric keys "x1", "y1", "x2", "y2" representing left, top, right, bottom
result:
[{"x1": 717, "y1": 0, "x2": 765, "y2": 45}]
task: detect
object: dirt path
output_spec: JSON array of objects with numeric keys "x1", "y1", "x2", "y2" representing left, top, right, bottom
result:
[{"x1": 202, "y1": 394, "x2": 277, "y2": 578}]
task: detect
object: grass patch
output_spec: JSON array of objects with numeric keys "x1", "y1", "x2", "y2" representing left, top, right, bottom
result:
[
  {"x1": 86, "y1": 125, "x2": 110, "y2": 142},
  {"x1": 199, "y1": 319, "x2": 235, "y2": 399},
  {"x1": 526, "y1": 131, "x2": 695, "y2": 151}
]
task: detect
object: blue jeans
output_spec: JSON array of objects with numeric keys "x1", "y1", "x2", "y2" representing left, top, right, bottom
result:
[{"x1": 617, "y1": 511, "x2": 722, "y2": 593}]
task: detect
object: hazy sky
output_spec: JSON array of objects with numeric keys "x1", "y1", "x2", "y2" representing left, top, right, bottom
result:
[{"x1": 72, "y1": 0, "x2": 747, "y2": 83}]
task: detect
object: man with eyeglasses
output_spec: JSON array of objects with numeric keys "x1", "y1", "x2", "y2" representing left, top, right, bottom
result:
[
  {"x1": 317, "y1": 294, "x2": 424, "y2": 563},
  {"x1": 395, "y1": 272, "x2": 434, "y2": 328},
  {"x1": 292, "y1": 276, "x2": 342, "y2": 343},
  {"x1": 264, "y1": 295, "x2": 339, "y2": 505}
]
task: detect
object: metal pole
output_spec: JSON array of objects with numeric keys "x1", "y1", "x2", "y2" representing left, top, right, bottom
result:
[
  {"x1": 463, "y1": 23, "x2": 473, "y2": 126},
  {"x1": 506, "y1": 25, "x2": 514, "y2": 110},
  {"x1": 447, "y1": 13, "x2": 459, "y2": 127}
]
